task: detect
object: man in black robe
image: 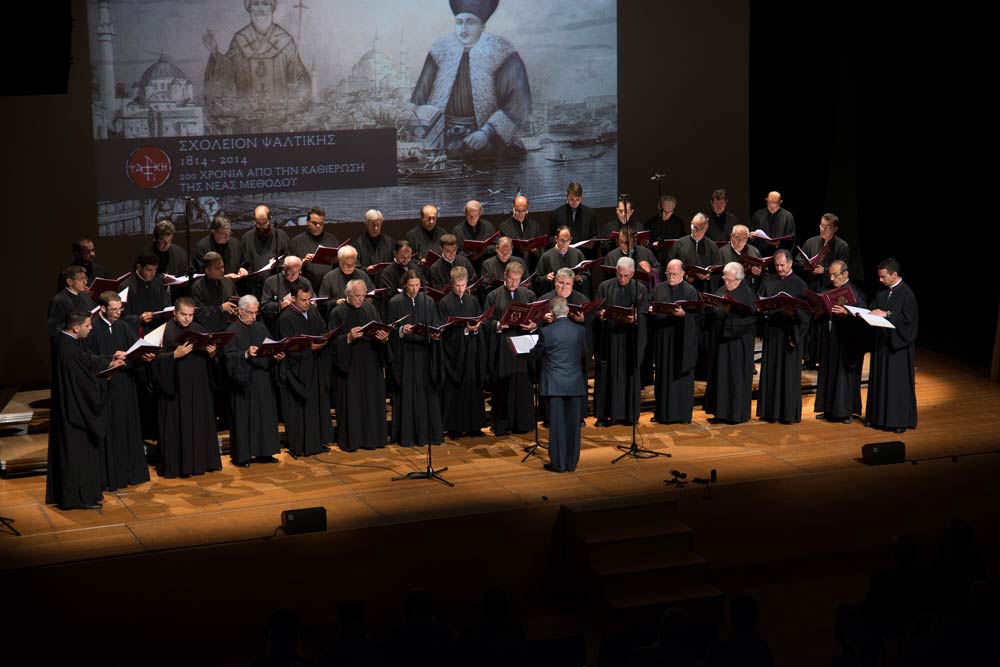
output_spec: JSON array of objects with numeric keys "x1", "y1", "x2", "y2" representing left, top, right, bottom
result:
[
  {"x1": 427, "y1": 234, "x2": 478, "y2": 290},
  {"x1": 532, "y1": 297, "x2": 587, "y2": 473},
  {"x1": 756, "y1": 249, "x2": 811, "y2": 424},
  {"x1": 648, "y1": 260, "x2": 701, "y2": 424},
  {"x1": 191, "y1": 251, "x2": 239, "y2": 333},
  {"x1": 277, "y1": 284, "x2": 334, "y2": 457},
  {"x1": 454, "y1": 200, "x2": 498, "y2": 273},
  {"x1": 706, "y1": 188, "x2": 741, "y2": 243},
  {"x1": 797, "y1": 213, "x2": 851, "y2": 370},
  {"x1": 436, "y1": 266, "x2": 487, "y2": 437},
  {"x1": 224, "y1": 295, "x2": 284, "y2": 467},
  {"x1": 146, "y1": 220, "x2": 191, "y2": 278},
  {"x1": 378, "y1": 240, "x2": 423, "y2": 293},
  {"x1": 241, "y1": 205, "x2": 291, "y2": 298},
  {"x1": 644, "y1": 195, "x2": 686, "y2": 248},
  {"x1": 865, "y1": 258, "x2": 918, "y2": 434},
  {"x1": 668, "y1": 213, "x2": 723, "y2": 294},
  {"x1": 318, "y1": 245, "x2": 375, "y2": 317},
  {"x1": 537, "y1": 226, "x2": 589, "y2": 298},
  {"x1": 355, "y1": 209, "x2": 395, "y2": 284},
  {"x1": 548, "y1": 182, "x2": 597, "y2": 248},
  {"x1": 387, "y1": 270, "x2": 444, "y2": 447},
  {"x1": 48, "y1": 266, "x2": 97, "y2": 338},
  {"x1": 291, "y1": 206, "x2": 340, "y2": 291},
  {"x1": 85, "y1": 292, "x2": 153, "y2": 490},
  {"x1": 407, "y1": 204, "x2": 447, "y2": 263},
  {"x1": 120, "y1": 254, "x2": 171, "y2": 338},
  {"x1": 261, "y1": 255, "x2": 312, "y2": 335},
  {"x1": 480, "y1": 237, "x2": 527, "y2": 288},
  {"x1": 719, "y1": 225, "x2": 764, "y2": 292},
  {"x1": 814, "y1": 261, "x2": 868, "y2": 424},
  {"x1": 56, "y1": 236, "x2": 108, "y2": 292},
  {"x1": 499, "y1": 195, "x2": 543, "y2": 273},
  {"x1": 153, "y1": 298, "x2": 222, "y2": 478},
  {"x1": 704, "y1": 263, "x2": 758, "y2": 424},
  {"x1": 599, "y1": 196, "x2": 643, "y2": 256},
  {"x1": 46, "y1": 311, "x2": 124, "y2": 510},
  {"x1": 593, "y1": 257, "x2": 649, "y2": 426},
  {"x1": 484, "y1": 262, "x2": 538, "y2": 435},
  {"x1": 329, "y1": 279, "x2": 390, "y2": 451},
  {"x1": 749, "y1": 191, "x2": 796, "y2": 257},
  {"x1": 606, "y1": 226, "x2": 660, "y2": 282},
  {"x1": 193, "y1": 214, "x2": 247, "y2": 277}
]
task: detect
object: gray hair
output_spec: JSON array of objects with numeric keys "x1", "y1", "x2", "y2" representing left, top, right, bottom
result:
[
  {"x1": 724, "y1": 261, "x2": 745, "y2": 281},
  {"x1": 345, "y1": 278, "x2": 367, "y2": 297},
  {"x1": 338, "y1": 245, "x2": 357, "y2": 261},
  {"x1": 691, "y1": 212, "x2": 708, "y2": 226},
  {"x1": 550, "y1": 297, "x2": 569, "y2": 318},
  {"x1": 282, "y1": 255, "x2": 302, "y2": 269},
  {"x1": 364, "y1": 209, "x2": 383, "y2": 224},
  {"x1": 555, "y1": 268, "x2": 575, "y2": 281},
  {"x1": 616, "y1": 256, "x2": 635, "y2": 273},
  {"x1": 238, "y1": 294, "x2": 259, "y2": 310}
]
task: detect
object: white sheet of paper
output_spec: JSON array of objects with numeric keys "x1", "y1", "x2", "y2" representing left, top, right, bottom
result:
[
  {"x1": 509, "y1": 334, "x2": 539, "y2": 355},
  {"x1": 142, "y1": 322, "x2": 167, "y2": 346}
]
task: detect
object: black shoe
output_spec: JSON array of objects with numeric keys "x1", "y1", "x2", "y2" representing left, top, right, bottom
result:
[
  {"x1": 864, "y1": 420, "x2": 872, "y2": 427},
  {"x1": 467, "y1": 430, "x2": 485, "y2": 438},
  {"x1": 543, "y1": 463, "x2": 563, "y2": 473},
  {"x1": 707, "y1": 417, "x2": 728, "y2": 425},
  {"x1": 841, "y1": 417, "x2": 853, "y2": 424},
  {"x1": 79, "y1": 503, "x2": 103, "y2": 510},
  {"x1": 680, "y1": 419, "x2": 691, "y2": 425},
  {"x1": 238, "y1": 461, "x2": 251, "y2": 468},
  {"x1": 893, "y1": 427, "x2": 906, "y2": 434},
  {"x1": 288, "y1": 451, "x2": 299, "y2": 460},
  {"x1": 255, "y1": 456, "x2": 280, "y2": 463},
  {"x1": 320, "y1": 444, "x2": 332, "y2": 452},
  {"x1": 595, "y1": 419, "x2": 611, "y2": 427},
  {"x1": 815, "y1": 413, "x2": 826, "y2": 420}
]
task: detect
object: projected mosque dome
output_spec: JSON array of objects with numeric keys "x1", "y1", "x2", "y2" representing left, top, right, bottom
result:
[
  {"x1": 134, "y1": 55, "x2": 195, "y2": 107},
  {"x1": 340, "y1": 35, "x2": 410, "y2": 96}
]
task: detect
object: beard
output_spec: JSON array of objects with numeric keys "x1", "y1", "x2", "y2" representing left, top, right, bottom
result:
[{"x1": 250, "y1": 13, "x2": 273, "y2": 35}]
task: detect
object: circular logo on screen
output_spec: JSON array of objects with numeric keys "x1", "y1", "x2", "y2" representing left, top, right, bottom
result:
[{"x1": 125, "y1": 146, "x2": 172, "y2": 189}]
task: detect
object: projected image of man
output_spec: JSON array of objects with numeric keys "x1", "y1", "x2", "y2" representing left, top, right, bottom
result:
[{"x1": 410, "y1": 0, "x2": 531, "y2": 157}]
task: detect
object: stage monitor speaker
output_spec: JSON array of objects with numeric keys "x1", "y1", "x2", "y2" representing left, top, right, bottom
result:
[
  {"x1": 281, "y1": 506, "x2": 326, "y2": 534},
  {"x1": 861, "y1": 441, "x2": 905, "y2": 466}
]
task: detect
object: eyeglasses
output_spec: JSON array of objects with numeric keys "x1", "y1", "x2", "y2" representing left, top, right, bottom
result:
[
  {"x1": 819, "y1": 224, "x2": 835, "y2": 230},
  {"x1": 828, "y1": 271, "x2": 844, "y2": 278}
]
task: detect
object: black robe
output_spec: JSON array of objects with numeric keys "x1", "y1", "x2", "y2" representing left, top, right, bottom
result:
[
  {"x1": 318, "y1": 269, "x2": 375, "y2": 318},
  {"x1": 865, "y1": 282, "x2": 918, "y2": 430},
  {"x1": 706, "y1": 210, "x2": 741, "y2": 243},
  {"x1": 406, "y1": 224, "x2": 446, "y2": 261},
  {"x1": 648, "y1": 281, "x2": 701, "y2": 424},
  {"x1": 377, "y1": 261, "x2": 422, "y2": 320},
  {"x1": 120, "y1": 271, "x2": 170, "y2": 338},
  {"x1": 277, "y1": 306, "x2": 333, "y2": 456},
  {"x1": 756, "y1": 273, "x2": 811, "y2": 423},
  {"x1": 499, "y1": 216, "x2": 544, "y2": 272},
  {"x1": 84, "y1": 317, "x2": 150, "y2": 489},
  {"x1": 703, "y1": 283, "x2": 757, "y2": 423},
  {"x1": 668, "y1": 235, "x2": 723, "y2": 294},
  {"x1": 193, "y1": 235, "x2": 245, "y2": 274},
  {"x1": 436, "y1": 291, "x2": 488, "y2": 434},
  {"x1": 146, "y1": 242, "x2": 191, "y2": 278},
  {"x1": 290, "y1": 230, "x2": 340, "y2": 290},
  {"x1": 549, "y1": 203, "x2": 597, "y2": 247},
  {"x1": 328, "y1": 302, "x2": 388, "y2": 451},
  {"x1": 153, "y1": 320, "x2": 222, "y2": 477},
  {"x1": 797, "y1": 235, "x2": 850, "y2": 367},
  {"x1": 354, "y1": 233, "x2": 395, "y2": 283},
  {"x1": 260, "y1": 275, "x2": 312, "y2": 336},
  {"x1": 598, "y1": 218, "x2": 643, "y2": 256},
  {"x1": 223, "y1": 319, "x2": 282, "y2": 462},
  {"x1": 56, "y1": 260, "x2": 108, "y2": 293},
  {"x1": 749, "y1": 207, "x2": 796, "y2": 257},
  {"x1": 644, "y1": 213, "x2": 686, "y2": 246},
  {"x1": 814, "y1": 282, "x2": 868, "y2": 420},
  {"x1": 720, "y1": 244, "x2": 763, "y2": 292},
  {"x1": 593, "y1": 278, "x2": 649, "y2": 423},
  {"x1": 483, "y1": 285, "x2": 537, "y2": 435},
  {"x1": 45, "y1": 333, "x2": 110, "y2": 508},
  {"x1": 427, "y1": 255, "x2": 477, "y2": 290},
  {"x1": 240, "y1": 227, "x2": 291, "y2": 297},
  {"x1": 454, "y1": 220, "x2": 499, "y2": 273},
  {"x1": 536, "y1": 247, "x2": 588, "y2": 296},
  {"x1": 47, "y1": 289, "x2": 96, "y2": 338},
  {"x1": 191, "y1": 276, "x2": 239, "y2": 332},
  {"x1": 386, "y1": 293, "x2": 444, "y2": 446}
]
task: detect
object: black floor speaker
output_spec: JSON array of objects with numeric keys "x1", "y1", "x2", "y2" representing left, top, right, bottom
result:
[
  {"x1": 281, "y1": 506, "x2": 327, "y2": 534},
  {"x1": 861, "y1": 441, "x2": 906, "y2": 466}
]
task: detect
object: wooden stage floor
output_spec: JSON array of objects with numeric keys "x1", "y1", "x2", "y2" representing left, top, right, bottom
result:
[{"x1": 2, "y1": 346, "x2": 999, "y2": 572}]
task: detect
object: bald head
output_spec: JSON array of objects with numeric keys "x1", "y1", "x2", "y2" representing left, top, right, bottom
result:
[
  {"x1": 665, "y1": 259, "x2": 685, "y2": 286},
  {"x1": 512, "y1": 195, "x2": 529, "y2": 221},
  {"x1": 765, "y1": 192, "x2": 782, "y2": 213},
  {"x1": 254, "y1": 205, "x2": 271, "y2": 230}
]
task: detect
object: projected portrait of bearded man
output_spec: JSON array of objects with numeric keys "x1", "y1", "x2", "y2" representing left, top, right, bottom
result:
[
  {"x1": 410, "y1": 0, "x2": 531, "y2": 158},
  {"x1": 202, "y1": 0, "x2": 311, "y2": 129}
]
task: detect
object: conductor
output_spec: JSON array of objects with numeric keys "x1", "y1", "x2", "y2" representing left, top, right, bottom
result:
[{"x1": 532, "y1": 297, "x2": 587, "y2": 473}]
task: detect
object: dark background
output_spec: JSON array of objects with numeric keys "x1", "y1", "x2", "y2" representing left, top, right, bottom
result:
[{"x1": 1, "y1": 1, "x2": 993, "y2": 387}]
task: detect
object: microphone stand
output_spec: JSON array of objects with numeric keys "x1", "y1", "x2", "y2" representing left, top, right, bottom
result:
[
  {"x1": 392, "y1": 304, "x2": 454, "y2": 486},
  {"x1": 183, "y1": 196, "x2": 194, "y2": 280},
  {"x1": 612, "y1": 299, "x2": 670, "y2": 464},
  {"x1": 521, "y1": 326, "x2": 546, "y2": 463}
]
